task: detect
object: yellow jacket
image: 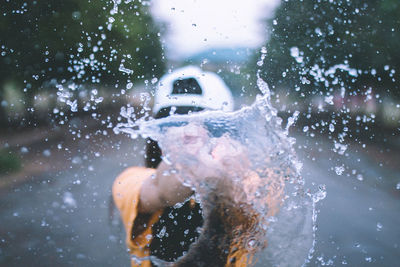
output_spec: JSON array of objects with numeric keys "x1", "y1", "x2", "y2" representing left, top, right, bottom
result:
[{"x1": 112, "y1": 167, "x2": 253, "y2": 267}]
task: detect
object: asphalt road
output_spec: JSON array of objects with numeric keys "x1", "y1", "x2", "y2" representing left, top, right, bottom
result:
[
  {"x1": 298, "y1": 133, "x2": 400, "y2": 266},
  {"x1": 0, "y1": 131, "x2": 139, "y2": 267},
  {"x1": 0, "y1": 128, "x2": 399, "y2": 266}
]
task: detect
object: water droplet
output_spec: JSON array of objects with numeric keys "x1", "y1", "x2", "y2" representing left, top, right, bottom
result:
[
  {"x1": 329, "y1": 123, "x2": 335, "y2": 132},
  {"x1": 313, "y1": 185, "x2": 327, "y2": 203},
  {"x1": 376, "y1": 222, "x2": 383, "y2": 231},
  {"x1": 63, "y1": 192, "x2": 77, "y2": 208},
  {"x1": 119, "y1": 63, "x2": 133, "y2": 75},
  {"x1": 335, "y1": 165, "x2": 345, "y2": 175},
  {"x1": 42, "y1": 149, "x2": 51, "y2": 157},
  {"x1": 324, "y1": 95, "x2": 334, "y2": 105},
  {"x1": 72, "y1": 11, "x2": 81, "y2": 20},
  {"x1": 260, "y1": 47, "x2": 267, "y2": 54},
  {"x1": 66, "y1": 99, "x2": 78, "y2": 112},
  {"x1": 72, "y1": 156, "x2": 82, "y2": 164},
  {"x1": 247, "y1": 239, "x2": 257, "y2": 249},
  {"x1": 334, "y1": 142, "x2": 347, "y2": 155}
]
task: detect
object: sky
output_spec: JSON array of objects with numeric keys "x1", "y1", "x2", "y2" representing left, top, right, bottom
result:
[{"x1": 151, "y1": 0, "x2": 280, "y2": 59}]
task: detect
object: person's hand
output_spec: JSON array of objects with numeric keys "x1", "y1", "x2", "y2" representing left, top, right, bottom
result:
[
  {"x1": 163, "y1": 123, "x2": 251, "y2": 184},
  {"x1": 161, "y1": 123, "x2": 217, "y2": 181},
  {"x1": 210, "y1": 134, "x2": 251, "y2": 176},
  {"x1": 163, "y1": 123, "x2": 209, "y2": 157}
]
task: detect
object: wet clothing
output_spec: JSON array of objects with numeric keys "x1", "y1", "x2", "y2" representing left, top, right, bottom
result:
[{"x1": 112, "y1": 167, "x2": 250, "y2": 267}]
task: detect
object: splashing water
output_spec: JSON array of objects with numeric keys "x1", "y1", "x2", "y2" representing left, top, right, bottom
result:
[{"x1": 114, "y1": 77, "x2": 321, "y2": 266}]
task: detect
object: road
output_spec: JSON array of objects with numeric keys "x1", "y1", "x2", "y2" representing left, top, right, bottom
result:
[
  {"x1": 0, "y1": 127, "x2": 399, "y2": 266},
  {"x1": 0, "y1": 130, "x2": 137, "y2": 267},
  {"x1": 297, "y1": 133, "x2": 400, "y2": 266}
]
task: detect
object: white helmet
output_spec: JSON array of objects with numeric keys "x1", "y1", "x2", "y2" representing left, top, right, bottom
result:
[{"x1": 153, "y1": 66, "x2": 234, "y2": 114}]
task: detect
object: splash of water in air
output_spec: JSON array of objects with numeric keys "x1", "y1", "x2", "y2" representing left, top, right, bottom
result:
[{"x1": 114, "y1": 72, "x2": 319, "y2": 266}]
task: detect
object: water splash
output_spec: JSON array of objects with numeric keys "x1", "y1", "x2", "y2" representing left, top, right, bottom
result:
[{"x1": 114, "y1": 77, "x2": 317, "y2": 266}]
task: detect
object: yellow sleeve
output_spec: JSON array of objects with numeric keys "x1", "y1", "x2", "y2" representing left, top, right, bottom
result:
[{"x1": 112, "y1": 167, "x2": 162, "y2": 267}]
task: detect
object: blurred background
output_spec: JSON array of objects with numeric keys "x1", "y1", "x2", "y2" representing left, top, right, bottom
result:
[{"x1": 0, "y1": 0, "x2": 399, "y2": 266}]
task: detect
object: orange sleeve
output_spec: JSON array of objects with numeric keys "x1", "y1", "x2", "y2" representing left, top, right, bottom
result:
[{"x1": 112, "y1": 167, "x2": 162, "y2": 267}]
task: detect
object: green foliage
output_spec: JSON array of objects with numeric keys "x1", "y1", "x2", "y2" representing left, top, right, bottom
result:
[
  {"x1": 0, "y1": 0, "x2": 165, "y2": 90},
  {"x1": 258, "y1": 0, "x2": 400, "y2": 97},
  {"x1": 0, "y1": 149, "x2": 21, "y2": 175}
]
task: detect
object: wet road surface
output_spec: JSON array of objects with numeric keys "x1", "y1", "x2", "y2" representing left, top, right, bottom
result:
[
  {"x1": 0, "y1": 129, "x2": 399, "y2": 266},
  {"x1": 298, "y1": 133, "x2": 400, "y2": 266}
]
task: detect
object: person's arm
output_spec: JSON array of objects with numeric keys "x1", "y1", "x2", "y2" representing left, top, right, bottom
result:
[{"x1": 138, "y1": 123, "x2": 210, "y2": 213}]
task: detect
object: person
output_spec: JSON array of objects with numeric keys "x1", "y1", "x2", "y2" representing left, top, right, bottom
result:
[{"x1": 112, "y1": 66, "x2": 279, "y2": 266}]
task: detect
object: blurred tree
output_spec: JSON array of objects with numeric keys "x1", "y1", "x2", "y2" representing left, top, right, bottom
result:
[
  {"x1": 0, "y1": 149, "x2": 21, "y2": 175},
  {"x1": 257, "y1": 0, "x2": 400, "y2": 98},
  {"x1": 0, "y1": 0, "x2": 165, "y2": 124}
]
